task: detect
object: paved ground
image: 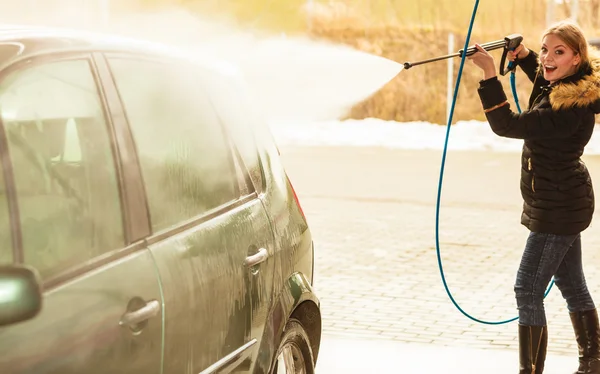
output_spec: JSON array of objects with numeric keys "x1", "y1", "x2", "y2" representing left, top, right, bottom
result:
[
  {"x1": 279, "y1": 146, "x2": 600, "y2": 364},
  {"x1": 315, "y1": 336, "x2": 576, "y2": 373}
]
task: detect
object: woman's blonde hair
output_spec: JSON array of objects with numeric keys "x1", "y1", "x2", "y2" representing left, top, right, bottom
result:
[{"x1": 543, "y1": 20, "x2": 590, "y2": 72}]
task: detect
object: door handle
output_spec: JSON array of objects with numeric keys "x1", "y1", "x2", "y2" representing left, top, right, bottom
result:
[
  {"x1": 244, "y1": 248, "x2": 269, "y2": 267},
  {"x1": 119, "y1": 299, "x2": 161, "y2": 327}
]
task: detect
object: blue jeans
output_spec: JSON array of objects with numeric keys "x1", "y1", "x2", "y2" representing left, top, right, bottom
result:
[{"x1": 515, "y1": 231, "x2": 596, "y2": 326}]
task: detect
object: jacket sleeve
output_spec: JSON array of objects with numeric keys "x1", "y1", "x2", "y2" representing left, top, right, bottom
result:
[
  {"x1": 477, "y1": 77, "x2": 584, "y2": 139},
  {"x1": 515, "y1": 50, "x2": 547, "y2": 84}
]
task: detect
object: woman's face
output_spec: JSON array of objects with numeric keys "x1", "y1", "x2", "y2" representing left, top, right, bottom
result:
[{"x1": 539, "y1": 34, "x2": 581, "y2": 84}]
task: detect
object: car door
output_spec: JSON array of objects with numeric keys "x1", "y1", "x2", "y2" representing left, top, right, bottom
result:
[
  {"x1": 103, "y1": 54, "x2": 276, "y2": 374},
  {"x1": 0, "y1": 54, "x2": 164, "y2": 374}
]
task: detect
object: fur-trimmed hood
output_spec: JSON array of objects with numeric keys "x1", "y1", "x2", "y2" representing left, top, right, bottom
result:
[{"x1": 549, "y1": 47, "x2": 600, "y2": 111}]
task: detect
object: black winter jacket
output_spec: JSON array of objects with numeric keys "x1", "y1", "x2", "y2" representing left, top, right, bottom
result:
[{"x1": 477, "y1": 50, "x2": 600, "y2": 235}]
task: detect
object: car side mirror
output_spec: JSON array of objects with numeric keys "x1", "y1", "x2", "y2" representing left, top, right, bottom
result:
[{"x1": 0, "y1": 265, "x2": 42, "y2": 327}]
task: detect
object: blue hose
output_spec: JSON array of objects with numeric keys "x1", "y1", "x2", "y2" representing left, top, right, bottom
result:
[
  {"x1": 435, "y1": 1, "x2": 554, "y2": 325},
  {"x1": 510, "y1": 70, "x2": 522, "y2": 113}
]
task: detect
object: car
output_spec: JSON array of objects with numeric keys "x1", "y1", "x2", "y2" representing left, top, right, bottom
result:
[{"x1": 0, "y1": 25, "x2": 321, "y2": 374}]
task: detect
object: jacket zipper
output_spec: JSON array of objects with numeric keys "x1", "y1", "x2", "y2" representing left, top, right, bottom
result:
[
  {"x1": 531, "y1": 94, "x2": 543, "y2": 108},
  {"x1": 528, "y1": 158, "x2": 535, "y2": 192},
  {"x1": 531, "y1": 85, "x2": 550, "y2": 109},
  {"x1": 527, "y1": 84, "x2": 550, "y2": 194}
]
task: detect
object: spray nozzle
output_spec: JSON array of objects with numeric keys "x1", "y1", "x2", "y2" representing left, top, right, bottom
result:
[{"x1": 403, "y1": 33, "x2": 523, "y2": 76}]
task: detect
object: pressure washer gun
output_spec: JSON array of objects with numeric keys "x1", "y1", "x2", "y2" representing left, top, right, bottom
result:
[{"x1": 403, "y1": 33, "x2": 524, "y2": 76}]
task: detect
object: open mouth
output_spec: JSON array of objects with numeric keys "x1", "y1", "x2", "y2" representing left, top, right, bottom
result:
[{"x1": 544, "y1": 65, "x2": 557, "y2": 73}]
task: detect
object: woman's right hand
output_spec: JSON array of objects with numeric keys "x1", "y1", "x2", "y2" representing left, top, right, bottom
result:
[{"x1": 508, "y1": 44, "x2": 530, "y2": 61}]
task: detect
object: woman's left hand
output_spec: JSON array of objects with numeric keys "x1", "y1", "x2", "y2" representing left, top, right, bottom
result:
[{"x1": 467, "y1": 43, "x2": 497, "y2": 80}]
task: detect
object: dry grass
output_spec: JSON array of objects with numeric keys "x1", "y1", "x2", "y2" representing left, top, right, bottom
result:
[{"x1": 308, "y1": 21, "x2": 537, "y2": 123}]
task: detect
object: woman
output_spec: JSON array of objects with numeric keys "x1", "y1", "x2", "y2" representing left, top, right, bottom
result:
[{"x1": 468, "y1": 21, "x2": 600, "y2": 373}]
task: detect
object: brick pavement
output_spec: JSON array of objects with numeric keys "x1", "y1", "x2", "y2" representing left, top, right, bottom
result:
[{"x1": 280, "y1": 146, "x2": 600, "y2": 357}]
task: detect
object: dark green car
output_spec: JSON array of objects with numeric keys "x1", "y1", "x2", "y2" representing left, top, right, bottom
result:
[{"x1": 0, "y1": 26, "x2": 321, "y2": 374}]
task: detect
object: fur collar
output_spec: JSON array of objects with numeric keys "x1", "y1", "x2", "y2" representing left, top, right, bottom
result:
[{"x1": 549, "y1": 48, "x2": 600, "y2": 111}]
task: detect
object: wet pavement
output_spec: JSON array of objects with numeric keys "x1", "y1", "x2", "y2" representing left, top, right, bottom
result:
[{"x1": 280, "y1": 145, "x2": 600, "y2": 371}]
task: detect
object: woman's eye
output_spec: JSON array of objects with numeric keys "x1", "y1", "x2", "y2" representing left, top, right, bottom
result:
[
  {"x1": 541, "y1": 47, "x2": 547, "y2": 53},
  {"x1": 555, "y1": 50, "x2": 564, "y2": 55}
]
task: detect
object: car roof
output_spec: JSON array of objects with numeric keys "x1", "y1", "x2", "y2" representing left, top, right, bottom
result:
[{"x1": 0, "y1": 24, "x2": 241, "y2": 76}]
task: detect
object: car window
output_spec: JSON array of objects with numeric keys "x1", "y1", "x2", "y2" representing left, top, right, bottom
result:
[
  {"x1": 200, "y1": 70, "x2": 264, "y2": 194},
  {"x1": 107, "y1": 57, "x2": 238, "y2": 232},
  {"x1": 0, "y1": 59, "x2": 125, "y2": 280}
]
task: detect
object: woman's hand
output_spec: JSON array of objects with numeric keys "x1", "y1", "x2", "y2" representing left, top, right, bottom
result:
[
  {"x1": 467, "y1": 43, "x2": 497, "y2": 80},
  {"x1": 508, "y1": 44, "x2": 530, "y2": 62}
]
